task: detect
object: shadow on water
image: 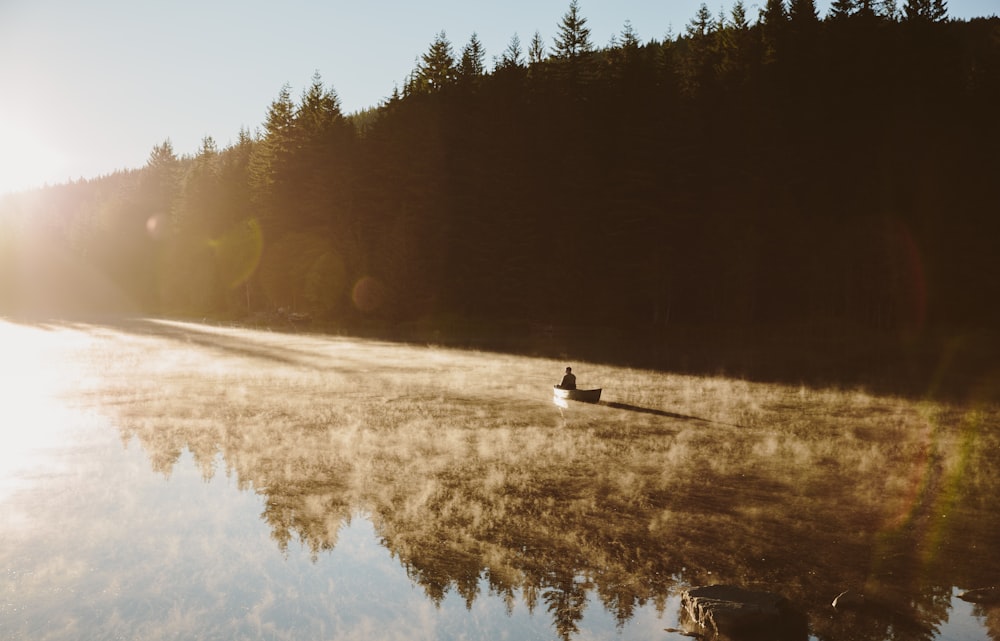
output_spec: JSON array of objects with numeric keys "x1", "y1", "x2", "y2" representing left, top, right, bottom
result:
[
  {"x1": 601, "y1": 400, "x2": 746, "y2": 428},
  {"x1": 5, "y1": 315, "x2": 334, "y2": 370}
]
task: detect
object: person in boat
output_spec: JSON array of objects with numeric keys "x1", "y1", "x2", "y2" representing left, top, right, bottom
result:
[{"x1": 557, "y1": 366, "x2": 577, "y2": 390}]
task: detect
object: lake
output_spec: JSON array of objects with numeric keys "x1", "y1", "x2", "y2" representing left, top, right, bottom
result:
[{"x1": 1, "y1": 318, "x2": 997, "y2": 640}]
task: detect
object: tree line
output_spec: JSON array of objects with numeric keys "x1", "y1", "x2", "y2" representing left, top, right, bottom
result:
[{"x1": 2, "y1": 0, "x2": 998, "y2": 347}]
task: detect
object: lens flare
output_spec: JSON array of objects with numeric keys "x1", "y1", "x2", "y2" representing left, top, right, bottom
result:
[
  {"x1": 210, "y1": 218, "x2": 263, "y2": 288},
  {"x1": 351, "y1": 276, "x2": 386, "y2": 314},
  {"x1": 146, "y1": 213, "x2": 167, "y2": 240}
]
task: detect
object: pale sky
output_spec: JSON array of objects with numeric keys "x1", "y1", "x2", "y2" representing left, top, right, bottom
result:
[{"x1": 0, "y1": 0, "x2": 996, "y2": 195}]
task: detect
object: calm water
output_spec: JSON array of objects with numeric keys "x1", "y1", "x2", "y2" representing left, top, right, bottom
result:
[{"x1": 1, "y1": 318, "x2": 997, "y2": 641}]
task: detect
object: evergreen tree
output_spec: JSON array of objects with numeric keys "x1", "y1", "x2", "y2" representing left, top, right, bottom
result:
[
  {"x1": 166, "y1": 135, "x2": 226, "y2": 312},
  {"x1": 789, "y1": 0, "x2": 820, "y2": 24},
  {"x1": 290, "y1": 72, "x2": 354, "y2": 230},
  {"x1": 410, "y1": 31, "x2": 458, "y2": 92},
  {"x1": 904, "y1": 0, "x2": 947, "y2": 21},
  {"x1": 788, "y1": 0, "x2": 820, "y2": 49},
  {"x1": 147, "y1": 139, "x2": 179, "y2": 175},
  {"x1": 263, "y1": 86, "x2": 296, "y2": 137},
  {"x1": 552, "y1": 0, "x2": 593, "y2": 59},
  {"x1": 115, "y1": 139, "x2": 181, "y2": 310},
  {"x1": 144, "y1": 139, "x2": 181, "y2": 227},
  {"x1": 717, "y1": 0, "x2": 754, "y2": 83},
  {"x1": 932, "y1": 0, "x2": 948, "y2": 21},
  {"x1": 828, "y1": 0, "x2": 856, "y2": 19},
  {"x1": 879, "y1": 0, "x2": 899, "y2": 19},
  {"x1": 255, "y1": 74, "x2": 358, "y2": 318},
  {"x1": 460, "y1": 32, "x2": 487, "y2": 79},
  {"x1": 528, "y1": 30, "x2": 547, "y2": 64},
  {"x1": 249, "y1": 84, "x2": 295, "y2": 225},
  {"x1": 607, "y1": 21, "x2": 644, "y2": 79},
  {"x1": 855, "y1": 0, "x2": 879, "y2": 19},
  {"x1": 177, "y1": 136, "x2": 222, "y2": 237},
  {"x1": 760, "y1": 0, "x2": 788, "y2": 62},
  {"x1": 686, "y1": 3, "x2": 714, "y2": 37},
  {"x1": 497, "y1": 33, "x2": 525, "y2": 70},
  {"x1": 680, "y1": 3, "x2": 718, "y2": 96},
  {"x1": 215, "y1": 129, "x2": 260, "y2": 313},
  {"x1": 730, "y1": 1, "x2": 750, "y2": 30},
  {"x1": 619, "y1": 20, "x2": 641, "y2": 49},
  {"x1": 297, "y1": 72, "x2": 342, "y2": 129},
  {"x1": 9, "y1": 7, "x2": 999, "y2": 340},
  {"x1": 761, "y1": 0, "x2": 788, "y2": 27},
  {"x1": 200, "y1": 135, "x2": 218, "y2": 155},
  {"x1": 903, "y1": 0, "x2": 923, "y2": 20}
]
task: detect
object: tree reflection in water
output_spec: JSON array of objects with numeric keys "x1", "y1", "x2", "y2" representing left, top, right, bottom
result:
[{"x1": 71, "y1": 320, "x2": 1000, "y2": 640}]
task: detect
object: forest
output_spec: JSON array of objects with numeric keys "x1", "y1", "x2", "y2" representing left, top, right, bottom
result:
[{"x1": 2, "y1": 0, "x2": 998, "y2": 381}]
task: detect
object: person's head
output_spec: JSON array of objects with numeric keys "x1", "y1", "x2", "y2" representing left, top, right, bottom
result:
[{"x1": 565, "y1": 367, "x2": 572, "y2": 373}]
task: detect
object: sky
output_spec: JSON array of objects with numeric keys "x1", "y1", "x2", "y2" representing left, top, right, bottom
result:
[{"x1": 0, "y1": 0, "x2": 997, "y2": 196}]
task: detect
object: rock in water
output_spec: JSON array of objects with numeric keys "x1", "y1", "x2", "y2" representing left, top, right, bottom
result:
[
  {"x1": 958, "y1": 587, "x2": 1000, "y2": 605},
  {"x1": 681, "y1": 585, "x2": 804, "y2": 639}
]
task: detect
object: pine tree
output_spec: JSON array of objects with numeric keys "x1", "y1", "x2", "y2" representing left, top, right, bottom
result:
[
  {"x1": 761, "y1": 0, "x2": 788, "y2": 27},
  {"x1": 146, "y1": 139, "x2": 179, "y2": 173},
  {"x1": 903, "y1": 0, "x2": 947, "y2": 21},
  {"x1": 686, "y1": 3, "x2": 714, "y2": 38},
  {"x1": 497, "y1": 33, "x2": 525, "y2": 70},
  {"x1": 249, "y1": 84, "x2": 295, "y2": 222},
  {"x1": 263, "y1": 85, "x2": 296, "y2": 136},
  {"x1": 788, "y1": 0, "x2": 820, "y2": 49},
  {"x1": 250, "y1": 73, "x2": 359, "y2": 316},
  {"x1": 619, "y1": 20, "x2": 641, "y2": 49},
  {"x1": 144, "y1": 139, "x2": 181, "y2": 223},
  {"x1": 828, "y1": 0, "x2": 857, "y2": 19},
  {"x1": 856, "y1": 0, "x2": 879, "y2": 19},
  {"x1": 879, "y1": 0, "x2": 899, "y2": 19},
  {"x1": 930, "y1": 0, "x2": 947, "y2": 20},
  {"x1": 680, "y1": 3, "x2": 718, "y2": 96},
  {"x1": 411, "y1": 31, "x2": 458, "y2": 92},
  {"x1": 552, "y1": 0, "x2": 593, "y2": 59},
  {"x1": 296, "y1": 72, "x2": 344, "y2": 140},
  {"x1": 730, "y1": 1, "x2": 750, "y2": 30},
  {"x1": 460, "y1": 32, "x2": 487, "y2": 79},
  {"x1": 608, "y1": 20, "x2": 643, "y2": 74},
  {"x1": 123, "y1": 139, "x2": 181, "y2": 309},
  {"x1": 215, "y1": 129, "x2": 259, "y2": 313},
  {"x1": 167, "y1": 135, "x2": 226, "y2": 312},
  {"x1": 760, "y1": 0, "x2": 788, "y2": 63},
  {"x1": 177, "y1": 136, "x2": 222, "y2": 236},
  {"x1": 528, "y1": 30, "x2": 546, "y2": 64},
  {"x1": 717, "y1": 0, "x2": 753, "y2": 82},
  {"x1": 290, "y1": 72, "x2": 354, "y2": 230},
  {"x1": 789, "y1": 0, "x2": 820, "y2": 25}
]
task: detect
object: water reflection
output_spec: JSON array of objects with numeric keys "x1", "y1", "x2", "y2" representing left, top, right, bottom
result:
[{"x1": 2, "y1": 318, "x2": 998, "y2": 640}]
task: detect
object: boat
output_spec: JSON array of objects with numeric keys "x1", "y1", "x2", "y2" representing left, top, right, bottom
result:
[{"x1": 552, "y1": 386, "x2": 602, "y2": 403}]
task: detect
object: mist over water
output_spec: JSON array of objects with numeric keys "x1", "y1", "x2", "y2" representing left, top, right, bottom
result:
[{"x1": 1, "y1": 318, "x2": 997, "y2": 640}]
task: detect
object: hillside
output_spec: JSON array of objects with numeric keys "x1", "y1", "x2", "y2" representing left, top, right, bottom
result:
[{"x1": 2, "y1": 5, "x2": 998, "y2": 391}]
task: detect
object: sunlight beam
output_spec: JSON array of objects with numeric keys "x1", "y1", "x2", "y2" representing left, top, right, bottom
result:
[{"x1": 0, "y1": 119, "x2": 70, "y2": 194}]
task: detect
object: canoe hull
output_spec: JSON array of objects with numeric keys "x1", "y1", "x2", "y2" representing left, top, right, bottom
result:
[{"x1": 553, "y1": 386, "x2": 602, "y2": 403}]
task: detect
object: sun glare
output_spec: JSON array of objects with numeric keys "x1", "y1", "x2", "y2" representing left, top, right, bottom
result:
[
  {"x1": 0, "y1": 320, "x2": 92, "y2": 498},
  {"x1": 0, "y1": 120, "x2": 69, "y2": 195}
]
